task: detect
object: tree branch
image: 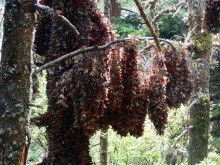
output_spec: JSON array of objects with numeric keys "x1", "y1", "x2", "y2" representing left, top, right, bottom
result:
[
  {"x1": 35, "y1": 39, "x2": 128, "y2": 74},
  {"x1": 171, "y1": 128, "x2": 188, "y2": 148},
  {"x1": 151, "y1": 1, "x2": 186, "y2": 25},
  {"x1": 134, "y1": 0, "x2": 162, "y2": 53},
  {"x1": 34, "y1": 3, "x2": 79, "y2": 36},
  {"x1": 120, "y1": 7, "x2": 138, "y2": 14},
  {"x1": 28, "y1": 103, "x2": 44, "y2": 109},
  {"x1": 35, "y1": 37, "x2": 174, "y2": 74},
  {"x1": 141, "y1": 0, "x2": 158, "y2": 8}
]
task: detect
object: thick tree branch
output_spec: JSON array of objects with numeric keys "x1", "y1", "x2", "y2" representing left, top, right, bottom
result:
[
  {"x1": 35, "y1": 37, "x2": 173, "y2": 74},
  {"x1": 151, "y1": 1, "x2": 186, "y2": 25},
  {"x1": 134, "y1": 0, "x2": 162, "y2": 53},
  {"x1": 34, "y1": 3, "x2": 79, "y2": 36},
  {"x1": 35, "y1": 39, "x2": 128, "y2": 73}
]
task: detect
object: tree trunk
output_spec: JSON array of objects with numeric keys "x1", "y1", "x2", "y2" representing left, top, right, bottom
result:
[
  {"x1": 100, "y1": 2, "x2": 111, "y2": 164},
  {"x1": 210, "y1": 50, "x2": 220, "y2": 137},
  {"x1": 0, "y1": 0, "x2": 35, "y2": 164},
  {"x1": 100, "y1": 128, "x2": 108, "y2": 165},
  {"x1": 111, "y1": 0, "x2": 121, "y2": 18},
  {"x1": 104, "y1": 0, "x2": 111, "y2": 20},
  {"x1": 188, "y1": 0, "x2": 212, "y2": 164}
]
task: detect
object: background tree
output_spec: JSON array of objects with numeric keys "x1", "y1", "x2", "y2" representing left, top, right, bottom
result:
[{"x1": 188, "y1": 0, "x2": 213, "y2": 164}]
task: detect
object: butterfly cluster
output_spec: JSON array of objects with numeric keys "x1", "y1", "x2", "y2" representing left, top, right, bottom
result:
[{"x1": 33, "y1": 0, "x2": 194, "y2": 163}]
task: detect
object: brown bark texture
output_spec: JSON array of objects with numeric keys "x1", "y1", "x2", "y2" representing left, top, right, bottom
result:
[
  {"x1": 100, "y1": 128, "x2": 108, "y2": 165},
  {"x1": 0, "y1": 0, "x2": 35, "y2": 165},
  {"x1": 111, "y1": 0, "x2": 121, "y2": 18}
]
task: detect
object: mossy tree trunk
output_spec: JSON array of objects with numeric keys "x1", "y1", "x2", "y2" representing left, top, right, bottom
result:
[
  {"x1": 0, "y1": 0, "x2": 35, "y2": 164},
  {"x1": 188, "y1": 0, "x2": 212, "y2": 164}
]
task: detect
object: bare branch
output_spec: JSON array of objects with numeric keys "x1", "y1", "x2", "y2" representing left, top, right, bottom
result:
[
  {"x1": 56, "y1": 14, "x2": 80, "y2": 36},
  {"x1": 28, "y1": 103, "x2": 44, "y2": 109},
  {"x1": 121, "y1": 7, "x2": 138, "y2": 14},
  {"x1": 186, "y1": 99, "x2": 198, "y2": 112},
  {"x1": 134, "y1": 0, "x2": 162, "y2": 53},
  {"x1": 35, "y1": 37, "x2": 173, "y2": 74},
  {"x1": 35, "y1": 39, "x2": 128, "y2": 74},
  {"x1": 34, "y1": 3, "x2": 79, "y2": 36},
  {"x1": 151, "y1": 1, "x2": 186, "y2": 25}
]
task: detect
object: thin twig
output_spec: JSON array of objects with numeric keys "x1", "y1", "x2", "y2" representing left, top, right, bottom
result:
[
  {"x1": 90, "y1": 143, "x2": 100, "y2": 149},
  {"x1": 134, "y1": 0, "x2": 162, "y2": 53},
  {"x1": 151, "y1": 1, "x2": 186, "y2": 25},
  {"x1": 141, "y1": 0, "x2": 158, "y2": 8},
  {"x1": 28, "y1": 103, "x2": 44, "y2": 109},
  {"x1": 120, "y1": 7, "x2": 138, "y2": 14},
  {"x1": 34, "y1": 3, "x2": 79, "y2": 36}
]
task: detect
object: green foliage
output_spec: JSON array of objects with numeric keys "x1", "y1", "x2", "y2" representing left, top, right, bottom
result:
[
  {"x1": 90, "y1": 106, "x2": 189, "y2": 165},
  {"x1": 159, "y1": 13, "x2": 188, "y2": 39},
  {"x1": 212, "y1": 104, "x2": 220, "y2": 119},
  {"x1": 112, "y1": 14, "x2": 150, "y2": 38},
  {"x1": 27, "y1": 127, "x2": 47, "y2": 164},
  {"x1": 27, "y1": 71, "x2": 48, "y2": 164},
  {"x1": 198, "y1": 152, "x2": 220, "y2": 165}
]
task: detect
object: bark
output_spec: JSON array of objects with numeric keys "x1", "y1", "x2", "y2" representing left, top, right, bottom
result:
[
  {"x1": 111, "y1": 0, "x2": 121, "y2": 18},
  {"x1": 188, "y1": 0, "x2": 212, "y2": 164},
  {"x1": 0, "y1": 0, "x2": 35, "y2": 165},
  {"x1": 104, "y1": 0, "x2": 111, "y2": 21},
  {"x1": 100, "y1": 128, "x2": 108, "y2": 165},
  {"x1": 210, "y1": 51, "x2": 220, "y2": 137},
  {"x1": 100, "y1": 2, "x2": 111, "y2": 164}
]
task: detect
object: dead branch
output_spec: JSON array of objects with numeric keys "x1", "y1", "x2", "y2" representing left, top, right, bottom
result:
[
  {"x1": 134, "y1": 0, "x2": 162, "y2": 53},
  {"x1": 29, "y1": 103, "x2": 44, "y2": 109},
  {"x1": 35, "y1": 39, "x2": 128, "y2": 73},
  {"x1": 121, "y1": 7, "x2": 138, "y2": 14},
  {"x1": 151, "y1": 1, "x2": 186, "y2": 25},
  {"x1": 34, "y1": 3, "x2": 79, "y2": 36},
  {"x1": 35, "y1": 37, "x2": 173, "y2": 74}
]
